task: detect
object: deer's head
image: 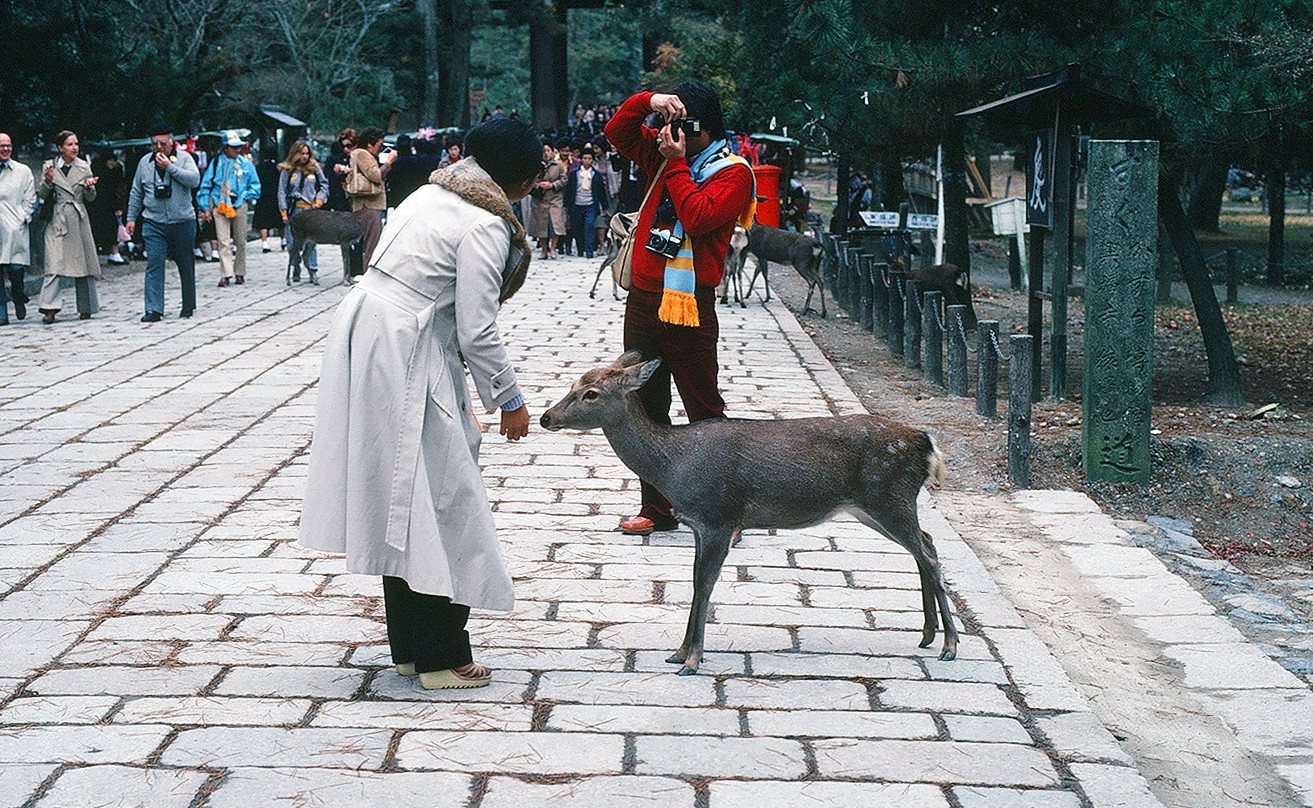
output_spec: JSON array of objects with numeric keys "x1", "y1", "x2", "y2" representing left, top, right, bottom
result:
[{"x1": 540, "y1": 351, "x2": 662, "y2": 431}]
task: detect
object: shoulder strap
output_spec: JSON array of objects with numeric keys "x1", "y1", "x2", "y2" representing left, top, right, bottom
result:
[{"x1": 639, "y1": 159, "x2": 667, "y2": 211}]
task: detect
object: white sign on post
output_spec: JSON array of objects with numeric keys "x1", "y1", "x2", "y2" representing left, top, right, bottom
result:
[
  {"x1": 858, "y1": 211, "x2": 900, "y2": 229},
  {"x1": 857, "y1": 210, "x2": 939, "y2": 230}
]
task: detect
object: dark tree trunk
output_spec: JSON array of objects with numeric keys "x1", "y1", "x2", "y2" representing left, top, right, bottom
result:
[
  {"x1": 1266, "y1": 160, "x2": 1286, "y2": 287},
  {"x1": 879, "y1": 152, "x2": 902, "y2": 210},
  {"x1": 440, "y1": 0, "x2": 472, "y2": 128},
  {"x1": 0, "y1": 0, "x2": 12, "y2": 130},
  {"x1": 1187, "y1": 157, "x2": 1227, "y2": 233},
  {"x1": 642, "y1": 31, "x2": 662, "y2": 73},
  {"x1": 529, "y1": 11, "x2": 560, "y2": 130},
  {"x1": 943, "y1": 123, "x2": 970, "y2": 274},
  {"x1": 419, "y1": 0, "x2": 440, "y2": 127},
  {"x1": 832, "y1": 154, "x2": 850, "y2": 236},
  {"x1": 1158, "y1": 167, "x2": 1245, "y2": 406}
]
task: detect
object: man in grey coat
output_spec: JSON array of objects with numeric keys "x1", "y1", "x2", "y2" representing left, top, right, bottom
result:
[
  {"x1": 0, "y1": 132, "x2": 36, "y2": 325},
  {"x1": 126, "y1": 124, "x2": 200, "y2": 322}
]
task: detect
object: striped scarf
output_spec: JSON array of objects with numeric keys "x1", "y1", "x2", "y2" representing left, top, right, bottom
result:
[{"x1": 658, "y1": 140, "x2": 756, "y2": 327}]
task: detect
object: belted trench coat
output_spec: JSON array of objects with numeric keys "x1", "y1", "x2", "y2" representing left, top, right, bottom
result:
[{"x1": 39, "y1": 158, "x2": 100, "y2": 278}]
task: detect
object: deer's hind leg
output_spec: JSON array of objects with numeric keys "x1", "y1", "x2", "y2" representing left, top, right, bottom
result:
[
  {"x1": 670, "y1": 524, "x2": 734, "y2": 675},
  {"x1": 850, "y1": 507, "x2": 958, "y2": 661}
]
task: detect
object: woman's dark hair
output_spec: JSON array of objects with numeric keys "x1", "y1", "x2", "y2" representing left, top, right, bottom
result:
[
  {"x1": 671, "y1": 80, "x2": 725, "y2": 139},
  {"x1": 55, "y1": 130, "x2": 77, "y2": 147},
  {"x1": 357, "y1": 127, "x2": 385, "y2": 149},
  {"x1": 464, "y1": 118, "x2": 543, "y2": 189}
]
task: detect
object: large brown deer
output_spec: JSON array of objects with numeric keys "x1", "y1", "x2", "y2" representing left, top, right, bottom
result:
[{"x1": 540, "y1": 351, "x2": 957, "y2": 674}]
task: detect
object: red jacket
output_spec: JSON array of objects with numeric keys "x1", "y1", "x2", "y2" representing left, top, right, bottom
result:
[{"x1": 605, "y1": 92, "x2": 753, "y2": 293}]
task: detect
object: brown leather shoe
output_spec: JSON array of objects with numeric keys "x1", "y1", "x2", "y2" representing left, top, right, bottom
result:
[{"x1": 40, "y1": 310, "x2": 55, "y2": 324}]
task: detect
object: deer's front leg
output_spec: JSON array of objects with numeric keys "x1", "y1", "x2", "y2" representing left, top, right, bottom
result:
[{"x1": 670, "y1": 525, "x2": 733, "y2": 675}]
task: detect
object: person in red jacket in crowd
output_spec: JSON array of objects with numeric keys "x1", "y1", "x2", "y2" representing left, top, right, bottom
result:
[{"x1": 604, "y1": 82, "x2": 755, "y2": 535}]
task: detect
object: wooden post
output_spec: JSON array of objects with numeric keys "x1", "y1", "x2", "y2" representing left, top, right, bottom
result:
[
  {"x1": 888, "y1": 270, "x2": 905, "y2": 358},
  {"x1": 1050, "y1": 124, "x2": 1074, "y2": 401},
  {"x1": 835, "y1": 244, "x2": 850, "y2": 311},
  {"x1": 923, "y1": 291, "x2": 944, "y2": 387},
  {"x1": 1027, "y1": 227, "x2": 1044, "y2": 402},
  {"x1": 857, "y1": 254, "x2": 874, "y2": 331},
  {"x1": 904, "y1": 279, "x2": 922, "y2": 369},
  {"x1": 826, "y1": 238, "x2": 844, "y2": 302},
  {"x1": 835, "y1": 155, "x2": 851, "y2": 236},
  {"x1": 1009, "y1": 334, "x2": 1033, "y2": 487},
  {"x1": 946, "y1": 304, "x2": 968, "y2": 396},
  {"x1": 977, "y1": 320, "x2": 999, "y2": 417},
  {"x1": 1009, "y1": 236, "x2": 1023, "y2": 291},
  {"x1": 872, "y1": 261, "x2": 889, "y2": 338}
]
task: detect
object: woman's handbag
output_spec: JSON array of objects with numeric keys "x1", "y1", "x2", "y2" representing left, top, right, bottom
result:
[
  {"x1": 344, "y1": 159, "x2": 378, "y2": 197},
  {"x1": 609, "y1": 159, "x2": 666, "y2": 291}
]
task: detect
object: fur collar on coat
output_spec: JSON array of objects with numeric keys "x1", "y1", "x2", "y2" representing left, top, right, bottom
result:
[{"x1": 429, "y1": 157, "x2": 530, "y2": 303}]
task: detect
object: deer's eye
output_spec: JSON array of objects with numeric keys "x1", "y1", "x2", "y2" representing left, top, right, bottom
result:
[{"x1": 583, "y1": 390, "x2": 600, "y2": 401}]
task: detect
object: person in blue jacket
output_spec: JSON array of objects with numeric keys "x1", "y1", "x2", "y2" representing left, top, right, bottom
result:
[
  {"x1": 197, "y1": 130, "x2": 262, "y2": 287},
  {"x1": 563, "y1": 146, "x2": 609, "y2": 259}
]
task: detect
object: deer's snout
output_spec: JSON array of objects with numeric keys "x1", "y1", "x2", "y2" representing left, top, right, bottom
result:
[{"x1": 539, "y1": 411, "x2": 558, "y2": 430}]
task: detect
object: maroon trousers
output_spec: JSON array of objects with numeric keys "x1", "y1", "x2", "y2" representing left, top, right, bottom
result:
[
  {"x1": 354, "y1": 208, "x2": 384, "y2": 270},
  {"x1": 622, "y1": 285, "x2": 726, "y2": 521}
]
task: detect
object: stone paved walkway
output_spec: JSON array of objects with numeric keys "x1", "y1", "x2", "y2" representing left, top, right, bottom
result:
[{"x1": 0, "y1": 249, "x2": 1308, "y2": 807}]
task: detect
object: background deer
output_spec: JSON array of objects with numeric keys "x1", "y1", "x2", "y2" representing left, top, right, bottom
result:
[
  {"x1": 540, "y1": 351, "x2": 956, "y2": 674},
  {"x1": 740, "y1": 224, "x2": 827, "y2": 317},
  {"x1": 718, "y1": 224, "x2": 749, "y2": 308}
]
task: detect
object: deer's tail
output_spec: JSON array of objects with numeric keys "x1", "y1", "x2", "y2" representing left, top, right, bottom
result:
[{"x1": 926, "y1": 436, "x2": 947, "y2": 490}]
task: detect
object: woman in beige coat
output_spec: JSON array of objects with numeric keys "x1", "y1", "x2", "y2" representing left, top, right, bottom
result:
[
  {"x1": 37, "y1": 131, "x2": 100, "y2": 323},
  {"x1": 527, "y1": 140, "x2": 566, "y2": 259},
  {"x1": 300, "y1": 118, "x2": 541, "y2": 691}
]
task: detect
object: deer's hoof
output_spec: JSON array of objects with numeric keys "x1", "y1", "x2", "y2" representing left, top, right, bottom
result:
[
  {"x1": 677, "y1": 665, "x2": 698, "y2": 676},
  {"x1": 665, "y1": 653, "x2": 685, "y2": 665},
  {"x1": 939, "y1": 648, "x2": 956, "y2": 661},
  {"x1": 918, "y1": 635, "x2": 935, "y2": 649}
]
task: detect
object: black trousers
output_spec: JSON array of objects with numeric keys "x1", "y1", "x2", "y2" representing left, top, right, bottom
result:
[{"x1": 381, "y1": 576, "x2": 473, "y2": 672}]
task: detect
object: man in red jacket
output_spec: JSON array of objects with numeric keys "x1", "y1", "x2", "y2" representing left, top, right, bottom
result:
[{"x1": 605, "y1": 82, "x2": 755, "y2": 535}]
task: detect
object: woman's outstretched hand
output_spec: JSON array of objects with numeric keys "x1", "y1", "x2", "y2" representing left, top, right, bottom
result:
[{"x1": 500, "y1": 405, "x2": 530, "y2": 441}]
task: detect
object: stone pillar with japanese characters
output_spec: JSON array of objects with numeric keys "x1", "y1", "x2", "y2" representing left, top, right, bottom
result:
[{"x1": 1083, "y1": 140, "x2": 1158, "y2": 485}]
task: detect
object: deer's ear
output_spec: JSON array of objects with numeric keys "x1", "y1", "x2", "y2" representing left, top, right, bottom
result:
[
  {"x1": 615, "y1": 350, "x2": 646, "y2": 368},
  {"x1": 622, "y1": 358, "x2": 663, "y2": 391}
]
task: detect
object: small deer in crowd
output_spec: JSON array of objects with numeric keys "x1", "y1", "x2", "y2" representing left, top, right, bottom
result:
[
  {"x1": 718, "y1": 225, "x2": 750, "y2": 308},
  {"x1": 740, "y1": 224, "x2": 827, "y2": 317},
  {"x1": 540, "y1": 351, "x2": 957, "y2": 675},
  {"x1": 287, "y1": 209, "x2": 363, "y2": 286}
]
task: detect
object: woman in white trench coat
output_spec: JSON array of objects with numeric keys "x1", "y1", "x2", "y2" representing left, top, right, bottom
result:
[{"x1": 299, "y1": 118, "x2": 541, "y2": 690}]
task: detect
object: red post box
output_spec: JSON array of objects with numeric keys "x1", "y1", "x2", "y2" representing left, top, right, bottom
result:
[{"x1": 753, "y1": 163, "x2": 781, "y2": 227}]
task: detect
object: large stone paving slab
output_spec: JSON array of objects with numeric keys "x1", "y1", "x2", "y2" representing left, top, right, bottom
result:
[{"x1": 0, "y1": 249, "x2": 1302, "y2": 806}]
